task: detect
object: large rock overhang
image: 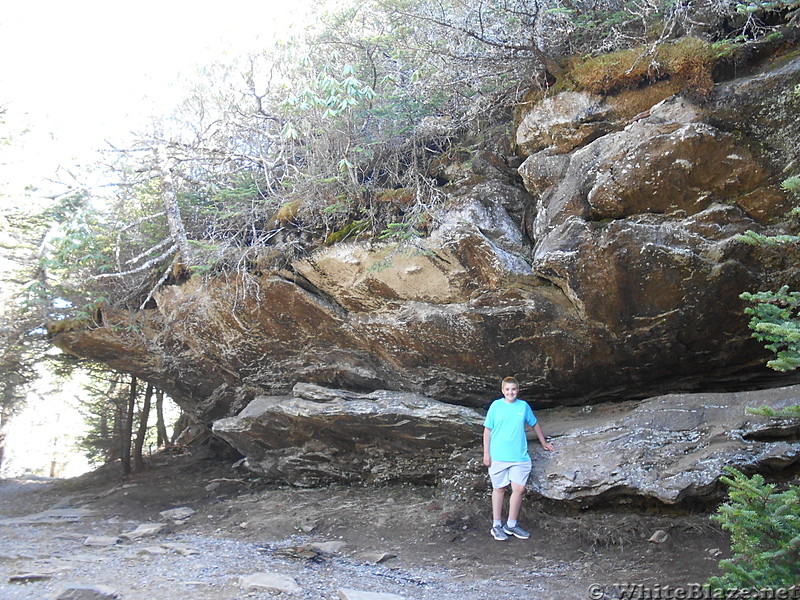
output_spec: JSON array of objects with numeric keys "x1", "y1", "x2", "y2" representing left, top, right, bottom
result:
[{"x1": 51, "y1": 58, "x2": 800, "y2": 419}]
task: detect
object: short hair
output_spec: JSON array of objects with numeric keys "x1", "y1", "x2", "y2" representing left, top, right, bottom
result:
[{"x1": 501, "y1": 376, "x2": 519, "y2": 389}]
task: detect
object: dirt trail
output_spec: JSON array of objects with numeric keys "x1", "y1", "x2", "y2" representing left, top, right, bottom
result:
[{"x1": 0, "y1": 453, "x2": 728, "y2": 599}]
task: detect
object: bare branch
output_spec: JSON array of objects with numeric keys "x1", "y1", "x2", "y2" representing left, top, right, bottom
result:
[
  {"x1": 126, "y1": 237, "x2": 175, "y2": 266},
  {"x1": 139, "y1": 256, "x2": 177, "y2": 310},
  {"x1": 91, "y1": 244, "x2": 178, "y2": 280},
  {"x1": 117, "y1": 211, "x2": 167, "y2": 234}
]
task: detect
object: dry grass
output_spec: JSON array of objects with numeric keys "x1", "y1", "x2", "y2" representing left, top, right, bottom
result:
[{"x1": 568, "y1": 37, "x2": 720, "y2": 101}]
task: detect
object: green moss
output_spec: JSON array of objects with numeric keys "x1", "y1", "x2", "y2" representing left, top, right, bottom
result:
[
  {"x1": 324, "y1": 219, "x2": 369, "y2": 245},
  {"x1": 568, "y1": 48, "x2": 654, "y2": 95},
  {"x1": 274, "y1": 198, "x2": 303, "y2": 224},
  {"x1": 46, "y1": 317, "x2": 91, "y2": 337},
  {"x1": 374, "y1": 188, "x2": 415, "y2": 205},
  {"x1": 565, "y1": 37, "x2": 720, "y2": 101}
]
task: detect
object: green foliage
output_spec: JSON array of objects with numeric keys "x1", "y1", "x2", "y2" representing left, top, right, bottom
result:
[
  {"x1": 736, "y1": 0, "x2": 800, "y2": 23},
  {"x1": 740, "y1": 286, "x2": 800, "y2": 372},
  {"x1": 73, "y1": 297, "x2": 108, "y2": 324},
  {"x1": 739, "y1": 171, "x2": 800, "y2": 372},
  {"x1": 738, "y1": 230, "x2": 800, "y2": 246},
  {"x1": 41, "y1": 190, "x2": 168, "y2": 309},
  {"x1": 278, "y1": 64, "x2": 377, "y2": 192},
  {"x1": 44, "y1": 210, "x2": 116, "y2": 276},
  {"x1": 36, "y1": 0, "x2": 800, "y2": 316},
  {"x1": 379, "y1": 220, "x2": 423, "y2": 241},
  {"x1": 708, "y1": 467, "x2": 800, "y2": 590},
  {"x1": 72, "y1": 367, "x2": 181, "y2": 467},
  {"x1": 325, "y1": 219, "x2": 370, "y2": 245},
  {"x1": 781, "y1": 175, "x2": 800, "y2": 195},
  {"x1": 76, "y1": 372, "x2": 138, "y2": 464},
  {"x1": 548, "y1": 0, "x2": 671, "y2": 51},
  {"x1": 0, "y1": 201, "x2": 53, "y2": 434},
  {"x1": 279, "y1": 64, "x2": 376, "y2": 121},
  {"x1": 746, "y1": 404, "x2": 800, "y2": 418}
]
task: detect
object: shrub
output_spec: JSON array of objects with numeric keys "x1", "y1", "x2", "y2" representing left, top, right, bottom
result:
[
  {"x1": 740, "y1": 286, "x2": 800, "y2": 372},
  {"x1": 739, "y1": 173, "x2": 800, "y2": 372},
  {"x1": 708, "y1": 467, "x2": 800, "y2": 591}
]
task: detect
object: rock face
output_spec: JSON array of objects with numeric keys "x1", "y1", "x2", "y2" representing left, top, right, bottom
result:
[
  {"x1": 213, "y1": 382, "x2": 798, "y2": 504},
  {"x1": 212, "y1": 383, "x2": 484, "y2": 486},
  {"x1": 51, "y1": 55, "x2": 800, "y2": 417},
  {"x1": 530, "y1": 384, "x2": 800, "y2": 504}
]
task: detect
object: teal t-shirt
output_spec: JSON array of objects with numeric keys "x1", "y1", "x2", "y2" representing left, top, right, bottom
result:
[{"x1": 483, "y1": 398, "x2": 537, "y2": 462}]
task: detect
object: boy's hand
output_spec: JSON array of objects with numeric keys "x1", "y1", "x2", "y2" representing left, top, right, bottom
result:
[
  {"x1": 483, "y1": 453, "x2": 491, "y2": 466},
  {"x1": 541, "y1": 441, "x2": 555, "y2": 452}
]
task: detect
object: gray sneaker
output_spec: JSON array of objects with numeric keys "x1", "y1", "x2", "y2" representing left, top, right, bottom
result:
[
  {"x1": 490, "y1": 525, "x2": 508, "y2": 541},
  {"x1": 502, "y1": 524, "x2": 530, "y2": 539}
]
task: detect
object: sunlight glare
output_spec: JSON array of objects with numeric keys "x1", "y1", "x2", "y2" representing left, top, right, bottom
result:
[{"x1": 1, "y1": 0, "x2": 315, "y2": 200}]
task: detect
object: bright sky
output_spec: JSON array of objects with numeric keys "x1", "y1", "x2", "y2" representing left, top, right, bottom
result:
[
  {"x1": 0, "y1": 1, "x2": 316, "y2": 476},
  {"x1": 0, "y1": 0, "x2": 314, "y2": 202}
]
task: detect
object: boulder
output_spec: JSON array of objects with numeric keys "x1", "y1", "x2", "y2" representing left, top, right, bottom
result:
[
  {"x1": 518, "y1": 95, "x2": 800, "y2": 398},
  {"x1": 709, "y1": 52, "x2": 800, "y2": 171},
  {"x1": 212, "y1": 384, "x2": 484, "y2": 486},
  {"x1": 515, "y1": 91, "x2": 613, "y2": 155},
  {"x1": 212, "y1": 383, "x2": 800, "y2": 505},
  {"x1": 530, "y1": 384, "x2": 800, "y2": 504}
]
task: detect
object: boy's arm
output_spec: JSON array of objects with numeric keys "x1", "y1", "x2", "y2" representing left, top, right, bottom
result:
[
  {"x1": 532, "y1": 422, "x2": 555, "y2": 452},
  {"x1": 483, "y1": 427, "x2": 492, "y2": 466}
]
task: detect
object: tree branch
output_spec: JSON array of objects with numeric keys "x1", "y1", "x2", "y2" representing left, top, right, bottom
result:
[
  {"x1": 91, "y1": 244, "x2": 178, "y2": 279},
  {"x1": 139, "y1": 256, "x2": 177, "y2": 310},
  {"x1": 126, "y1": 237, "x2": 175, "y2": 266},
  {"x1": 157, "y1": 144, "x2": 193, "y2": 264}
]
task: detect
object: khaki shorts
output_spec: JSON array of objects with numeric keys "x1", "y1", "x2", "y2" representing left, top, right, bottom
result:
[{"x1": 488, "y1": 459, "x2": 532, "y2": 489}]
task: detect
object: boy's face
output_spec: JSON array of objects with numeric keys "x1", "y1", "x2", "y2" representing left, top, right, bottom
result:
[{"x1": 501, "y1": 383, "x2": 518, "y2": 402}]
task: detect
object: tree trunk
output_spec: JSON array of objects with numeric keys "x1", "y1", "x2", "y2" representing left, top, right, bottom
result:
[
  {"x1": 0, "y1": 430, "x2": 5, "y2": 474},
  {"x1": 113, "y1": 402, "x2": 123, "y2": 463},
  {"x1": 171, "y1": 411, "x2": 190, "y2": 444},
  {"x1": 49, "y1": 428, "x2": 60, "y2": 478},
  {"x1": 121, "y1": 376, "x2": 137, "y2": 477},
  {"x1": 102, "y1": 373, "x2": 120, "y2": 462},
  {"x1": 155, "y1": 389, "x2": 169, "y2": 448},
  {"x1": 0, "y1": 406, "x2": 6, "y2": 473},
  {"x1": 133, "y1": 382, "x2": 153, "y2": 472},
  {"x1": 0, "y1": 383, "x2": 18, "y2": 473},
  {"x1": 156, "y1": 144, "x2": 192, "y2": 265}
]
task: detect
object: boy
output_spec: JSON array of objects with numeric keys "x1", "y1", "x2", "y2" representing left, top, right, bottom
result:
[{"x1": 483, "y1": 376, "x2": 554, "y2": 541}]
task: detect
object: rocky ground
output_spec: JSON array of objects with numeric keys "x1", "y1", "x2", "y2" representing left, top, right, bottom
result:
[{"x1": 0, "y1": 451, "x2": 731, "y2": 600}]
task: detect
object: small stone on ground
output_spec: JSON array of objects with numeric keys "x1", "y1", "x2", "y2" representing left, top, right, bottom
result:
[
  {"x1": 240, "y1": 572, "x2": 302, "y2": 594},
  {"x1": 120, "y1": 522, "x2": 167, "y2": 540},
  {"x1": 51, "y1": 584, "x2": 121, "y2": 599},
  {"x1": 337, "y1": 588, "x2": 408, "y2": 600}
]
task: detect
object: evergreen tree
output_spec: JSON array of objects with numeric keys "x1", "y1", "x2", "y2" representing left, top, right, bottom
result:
[
  {"x1": 740, "y1": 286, "x2": 800, "y2": 372},
  {"x1": 714, "y1": 167, "x2": 800, "y2": 592},
  {"x1": 708, "y1": 467, "x2": 800, "y2": 590},
  {"x1": 740, "y1": 174, "x2": 800, "y2": 372}
]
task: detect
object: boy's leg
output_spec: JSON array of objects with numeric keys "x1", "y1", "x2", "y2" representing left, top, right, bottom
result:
[
  {"x1": 490, "y1": 486, "x2": 509, "y2": 540},
  {"x1": 507, "y1": 481, "x2": 526, "y2": 522},
  {"x1": 491, "y1": 486, "x2": 506, "y2": 522}
]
